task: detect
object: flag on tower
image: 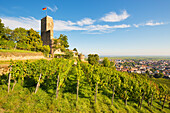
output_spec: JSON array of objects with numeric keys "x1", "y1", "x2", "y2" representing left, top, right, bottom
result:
[{"x1": 42, "y1": 7, "x2": 47, "y2": 10}]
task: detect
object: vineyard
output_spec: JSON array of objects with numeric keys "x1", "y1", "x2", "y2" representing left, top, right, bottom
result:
[{"x1": 0, "y1": 58, "x2": 169, "y2": 113}]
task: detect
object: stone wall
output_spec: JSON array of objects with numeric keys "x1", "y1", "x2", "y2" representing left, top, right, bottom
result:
[
  {"x1": 0, "y1": 52, "x2": 45, "y2": 61},
  {"x1": 0, "y1": 64, "x2": 9, "y2": 75},
  {"x1": 0, "y1": 52, "x2": 45, "y2": 75},
  {"x1": 0, "y1": 55, "x2": 45, "y2": 61}
]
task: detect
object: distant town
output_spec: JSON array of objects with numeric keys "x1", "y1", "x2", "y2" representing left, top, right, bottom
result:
[{"x1": 100, "y1": 58, "x2": 170, "y2": 78}]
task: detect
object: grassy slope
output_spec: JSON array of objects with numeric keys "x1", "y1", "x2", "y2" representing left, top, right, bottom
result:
[
  {"x1": 0, "y1": 49, "x2": 38, "y2": 53},
  {"x1": 0, "y1": 49, "x2": 43, "y2": 57},
  {"x1": 0, "y1": 84, "x2": 169, "y2": 113},
  {"x1": 0, "y1": 57, "x2": 169, "y2": 112},
  {"x1": 0, "y1": 49, "x2": 44, "y2": 64}
]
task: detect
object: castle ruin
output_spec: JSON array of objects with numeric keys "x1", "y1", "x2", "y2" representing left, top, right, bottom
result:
[
  {"x1": 41, "y1": 16, "x2": 54, "y2": 54},
  {"x1": 40, "y1": 16, "x2": 85, "y2": 61}
]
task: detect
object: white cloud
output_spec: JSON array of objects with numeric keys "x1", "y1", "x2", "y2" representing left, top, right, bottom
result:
[
  {"x1": 100, "y1": 10, "x2": 130, "y2": 22},
  {"x1": 133, "y1": 24, "x2": 139, "y2": 28},
  {"x1": 1, "y1": 16, "x2": 40, "y2": 30},
  {"x1": 83, "y1": 24, "x2": 130, "y2": 34},
  {"x1": 0, "y1": 16, "x2": 84, "y2": 31},
  {"x1": 112, "y1": 24, "x2": 131, "y2": 28},
  {"x1": 86, "y1": 25, "x2": 111, "y2": 31},
  {"x1": 77, "y1": 18, "x2": 96, "y2": 26},
  {"x1": 47, "y1": 5, "x2": 58, "y2": 12},
  {"x1": 145, "y1": 21, "x2": 164, "y2": 26},
  {"x1": 82, "y1": 29, "x2": 116, "y2": 34},
  {"x1": 86, "y1": 24, "x2": 130, "y2": 31},
  {"x1": 134, "y1": 21, "x2": 165, "y2": 28},
  {"x1": 53, "y1": 20, "x2": 85, "y2": 31},
  {"x1": 0, "y1": 16, "x2": 130, "y2": 34}
]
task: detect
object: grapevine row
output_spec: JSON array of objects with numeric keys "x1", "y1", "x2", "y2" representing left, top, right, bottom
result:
[{"x1": 4, "y1": 58, "x2": 169, "y2": 109}]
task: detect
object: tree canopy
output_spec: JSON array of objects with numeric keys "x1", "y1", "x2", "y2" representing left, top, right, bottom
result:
[
  {"x1": 102, "y1": 57, "x2": 110, "y2": 67},
  {"x1": 0, "y1": 19, "x2": 5, "y2": 36},
  {"x1": 59, "y1": 34, "x2": 69, "y2": 48},
  {"x1": 88, "y1": 54, "x2": 99, "y2": 65},
  {"x1": 73, "y1": 48, "x2": 78, "y2": 52},
  {"x1": 0, "y1": 20, "x2": 50, "y2": 54}
]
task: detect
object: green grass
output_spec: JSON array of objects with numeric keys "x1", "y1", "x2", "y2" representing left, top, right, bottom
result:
[
  {"x1": 0, "y1": 84, "x2": 169, "y2": 113},
  {"x1": 0, "y1": 49, "x2": 38, "y2": 53}
]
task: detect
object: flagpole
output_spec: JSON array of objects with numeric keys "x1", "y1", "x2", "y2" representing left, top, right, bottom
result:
[{"x1": 46, "y1": 8, "x2": 47, "y2": 16}]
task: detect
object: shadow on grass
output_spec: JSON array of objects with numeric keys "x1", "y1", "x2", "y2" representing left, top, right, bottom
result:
[
  {"x1": 143, "y1": 105, "x2": 154, "y2": 113},
  {"x1": 23, "y1": 76, "x2": 36, "y2": 92},
  {"x1": 155, "y1": 101, "x2": 169, "y2": 109},
  {"x1": 0, "y1": 74, "x2": 8, "y2": 85},
  {"x1": 152, "y1": 104, "x2": 162, "y2": 112}
]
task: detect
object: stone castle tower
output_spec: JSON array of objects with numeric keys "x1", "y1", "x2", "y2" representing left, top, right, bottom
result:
[{"x1": 41, "y1": 16, "x2": 54, "y2": 54}]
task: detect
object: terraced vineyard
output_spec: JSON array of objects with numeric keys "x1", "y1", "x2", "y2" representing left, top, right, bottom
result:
[{"x1": 0, "y1": 58, "x2": 169, "y2": 112}]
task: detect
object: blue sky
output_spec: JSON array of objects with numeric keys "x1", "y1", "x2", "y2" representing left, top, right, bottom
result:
[{"x1": 0, "y1": 0, "x2": 170, "y2": 56}]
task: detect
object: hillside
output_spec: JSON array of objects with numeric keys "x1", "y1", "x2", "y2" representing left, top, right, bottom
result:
[
  {"x1": 0, "y1": 84, "x2": 169, "y2": 113},
  {"x1": 0, "y1": 49, "x2": 46, "y2": 75},
  {"x1": 0, "y1": 49, "x2": 44, "y2": 59},
  {"x1": 0, "y1": 58, "x2": 169, "y2": 113}
]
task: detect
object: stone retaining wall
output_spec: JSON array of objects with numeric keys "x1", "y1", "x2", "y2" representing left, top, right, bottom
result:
[
  {"x1": 0, "y1": 52, "x2": 46, "y2": 75},
  {"x1": 0, "y1": 55, "x2": 45, "y2": 61},
  {"x1": 0, "y1": 52, "x2": 45, "y2": 61}
]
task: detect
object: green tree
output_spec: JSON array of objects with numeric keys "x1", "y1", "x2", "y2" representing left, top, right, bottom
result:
[
  {"x1": 42, "y1": 45, "x2": 50, "y2": 56},
  {"x1": 52, "y1": 38, "x2": 66, "y2": 53},
  {"x1": 27, "y1": 28, "x2": 43, "y2": 51},
  {"x1": 0, "y1": 33, "x2": 15, "y2": 49},
  {"x1": 59, "y1": 34, "x2": 69, "y2": 48},
  {"x1": 159, "y1": 73, "x2": 164, "y2": 78},
  {"x1": 88, "y1": 54, "x2": 99, "y2": 65},
  {"x1": 73, "y1": 48, "x2": 78, "y2": 52},
  {"x1": 102, "y1": 57, "x2": 110, "y2": 67},
  {"x1": 0, "y1": 20, "x2": 10, "y2": 49},
  {"x1": 155, "y1": 73, "x2": 164, "y2": 78},
  {"x1": 64, "y1": 50, "x2": 74, "y2": 59},
  {"x1": 3, "y1": 27, "x2": 12, "y2": 40},
  {"x1": 11, "y1": 27, "x2": 27, "y2": 49},
  {"x1": 0, "y1": 36, "x2": 7, "y2": 48},
  {"x1": 0, "y1": 19, "x2": 5, "y2": 36}
]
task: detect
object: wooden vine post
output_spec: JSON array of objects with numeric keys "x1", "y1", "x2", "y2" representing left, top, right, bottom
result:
[
  {"x1": 55, "y1": 60, "x2": 73, "y2": 100},
  {"x1": 125, "y1": 91, "x2": 127, "y2": 106},
  {"x1": 112, "y1": 86, "x2": 115, "y2": 105},
  {"x1": 148, "y1": 98, "x2": 150, "y2": 106},
  {"x1": 35, "y1": 73, "x2": 42, "y2": 94},
  {"x1": 76, "y1": 79, "x2": 79, "y2": 102},
  {"x1": 140, "y1": 92, "x2": 145, "y2": 109},
  {"x1": 150, "y1": 92, "x2": 153, "y2": 107},
  {"x1": 162, "y1": 94, "x2": 167, "y2": 110},
  {"x1": 95, "y1": 82, "x2": 98, "y2": 104},
  {"x1": 12, "y1": 80, "x2": 17, "y2": 91},
  {"x1": 56, "y1": 75, "x2": 59, "y2": 99},
  {"x1": 8, "y1": 65, "x2": 12, "y2": 93}
]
